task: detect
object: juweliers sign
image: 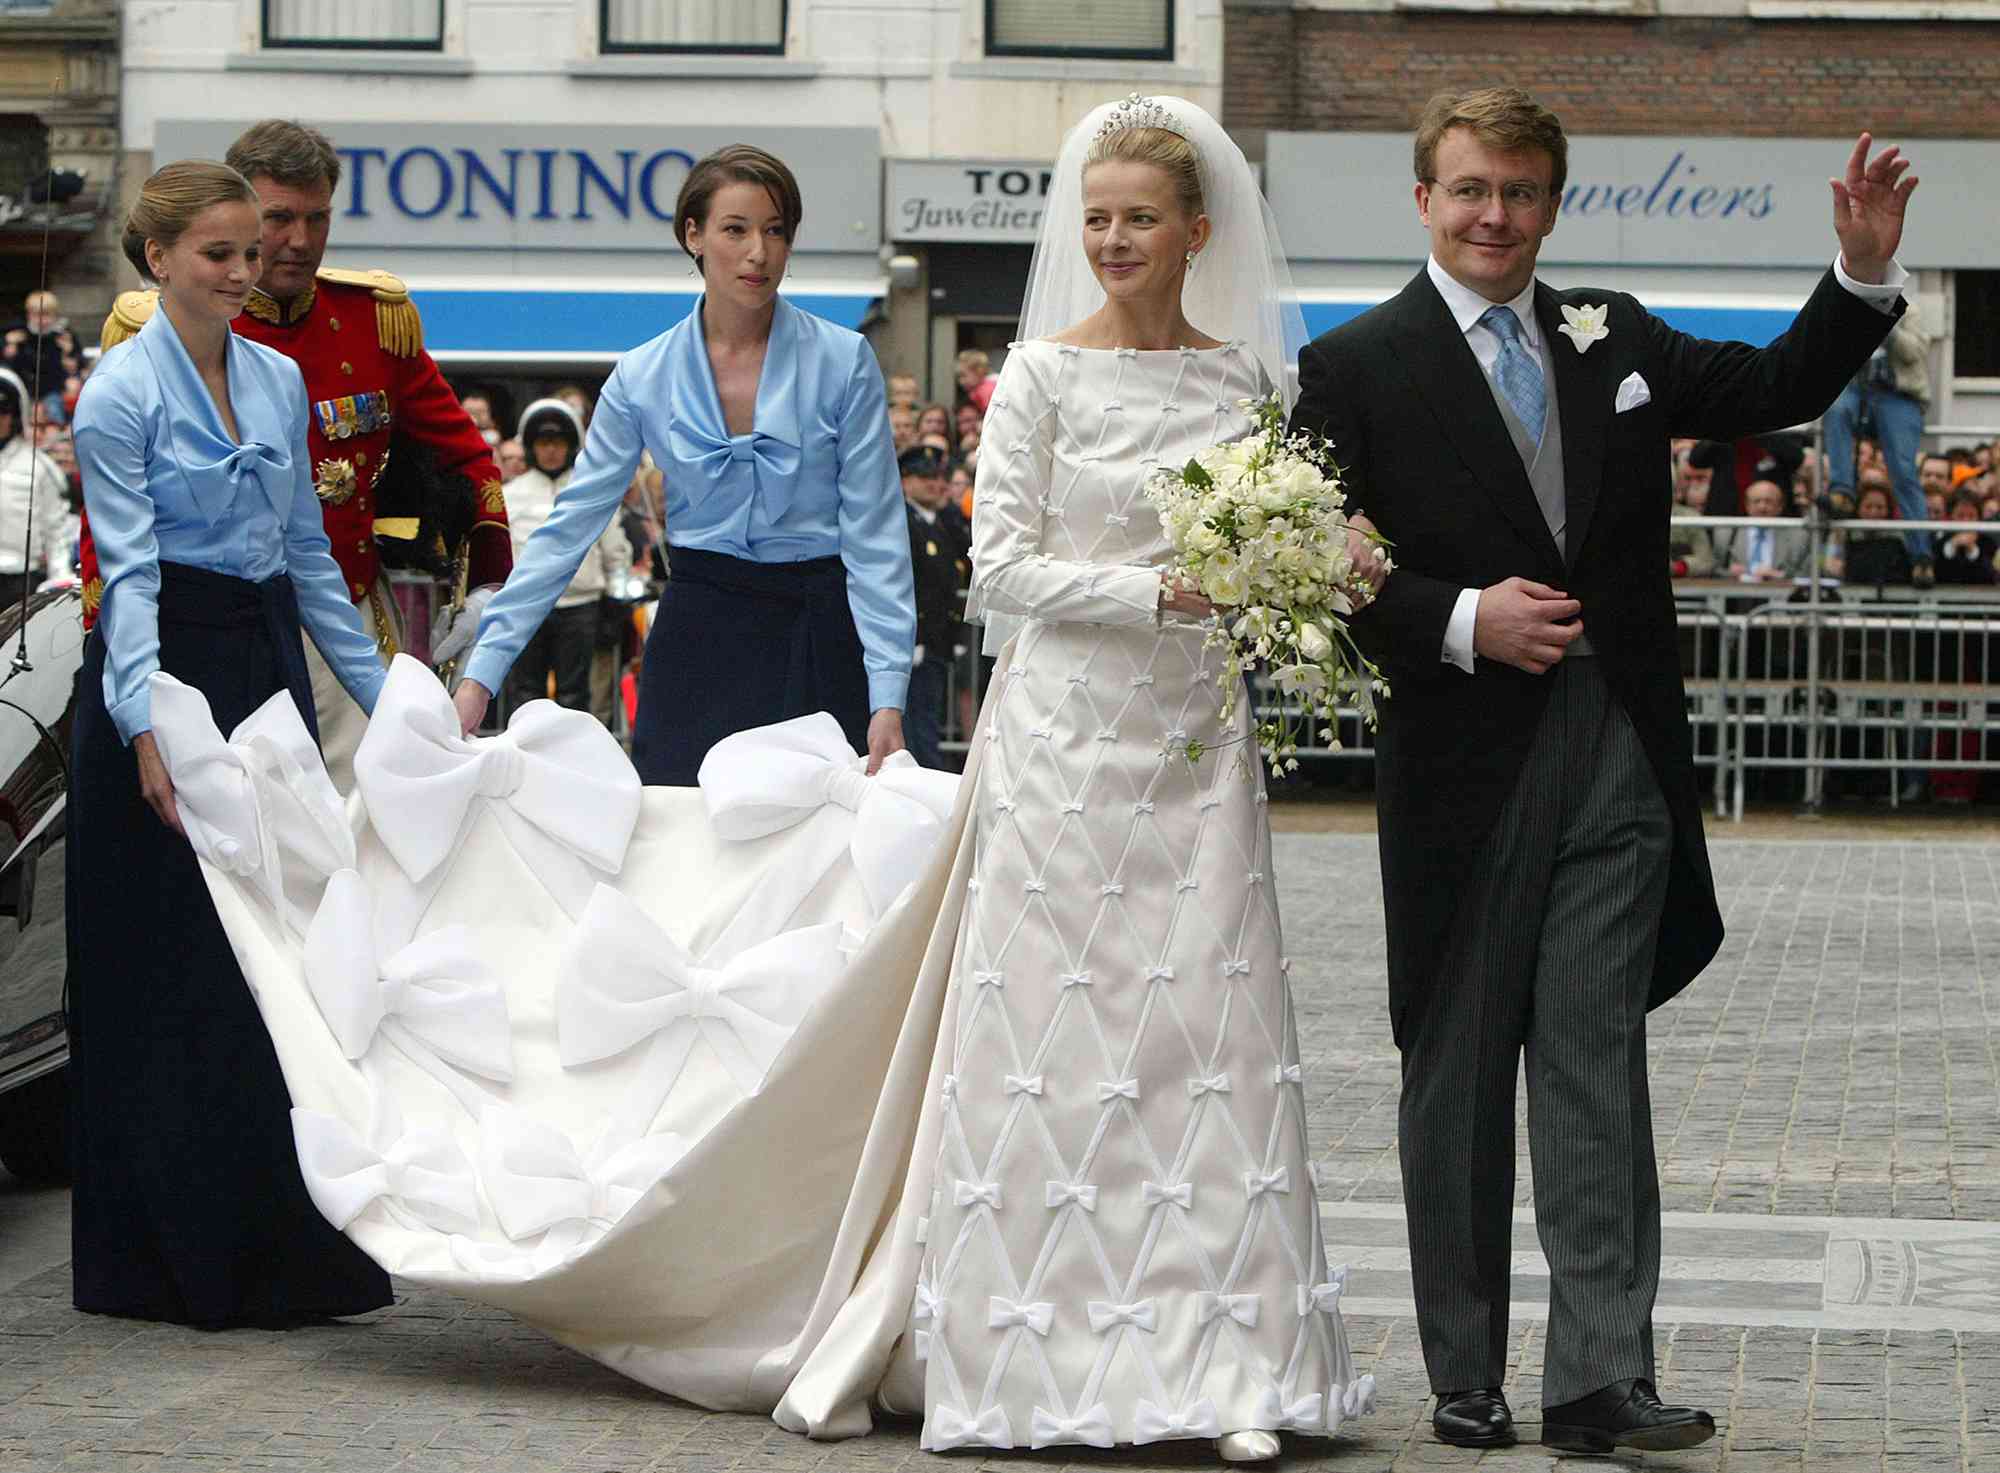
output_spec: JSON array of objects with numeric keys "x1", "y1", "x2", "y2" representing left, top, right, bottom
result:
[
  {"x1": 151, "y1": 121, "x2": 884, "y2": 254},
  {"x1": 889, "y1": 160, "x2": 1054, "y2": 243},
  {"x1": 1269, "y1": 132, "x2": 1997, "y2": 270}
]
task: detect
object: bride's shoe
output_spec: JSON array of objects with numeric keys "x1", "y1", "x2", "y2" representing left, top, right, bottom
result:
[{"x1": 1216, "y1": 1430, "x2": 1282, "y2": 1463}]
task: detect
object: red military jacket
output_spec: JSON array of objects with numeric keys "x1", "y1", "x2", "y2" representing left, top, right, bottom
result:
[{"x1": 80, "y1": 268, "x2": 511, "y2": 632}]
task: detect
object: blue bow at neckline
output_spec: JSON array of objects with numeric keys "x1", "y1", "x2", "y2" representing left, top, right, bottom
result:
[
  {"x1": 666, "y1": 296, "x2": 805, "y2": 523},
  {"x1": 139, "y1": 312, "x2": 296, "y2": 527},
  {"x1": 667, "y1": 424, "x2": 804, "y2": 522}
]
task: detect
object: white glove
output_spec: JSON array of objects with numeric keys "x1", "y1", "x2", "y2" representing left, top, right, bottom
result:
[{"x1": 431, "y1": 584, "x2": 498, "y2": 668}]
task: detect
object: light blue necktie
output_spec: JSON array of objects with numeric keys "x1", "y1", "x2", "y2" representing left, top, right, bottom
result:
[{"x1": 1479, "y1": 305, "x2": 1546, "y2": 449}]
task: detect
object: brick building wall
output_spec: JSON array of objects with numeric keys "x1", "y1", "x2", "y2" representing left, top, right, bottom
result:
[{"x1": 1225, "y1": 8, "x2": 2000, "y2": 144}]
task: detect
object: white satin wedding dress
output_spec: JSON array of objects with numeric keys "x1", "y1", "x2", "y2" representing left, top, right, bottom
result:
[
  {"x1": 149, "y1": 340, "x2": 1371, "y2": 1451},
  {"x1": 886, "y1": 341, "x2": 1367, "y2": 1450}
]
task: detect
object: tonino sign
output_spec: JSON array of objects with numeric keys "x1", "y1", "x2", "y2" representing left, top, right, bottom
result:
[
  {"x1": 150, "y1": 121, "x2": 884, "y2": 254},
  {"x1": 337, "y1": 143, "x2": 700, "y2": 224}
]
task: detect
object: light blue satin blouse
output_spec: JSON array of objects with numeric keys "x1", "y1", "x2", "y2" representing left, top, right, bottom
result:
[
  {"x1": 463, "y1": 295, "x2": 915, "y2": 712},
  {"x1": 74, "y1": 306, "x2": 386, "y2": 743}
]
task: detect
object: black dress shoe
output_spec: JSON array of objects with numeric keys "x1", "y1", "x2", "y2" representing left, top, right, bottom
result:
[
  {"x1": 1433, "y1": 1387, "x2": 1514, "y2": 1447},
  {"x1": 1541, "y1": 1378, "x2": 1716, "y2": 1455}
]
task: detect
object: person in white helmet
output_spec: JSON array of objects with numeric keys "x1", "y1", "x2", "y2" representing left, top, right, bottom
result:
[{"x1": 499, "y1": 396, "x2": 629, "y2": 719}]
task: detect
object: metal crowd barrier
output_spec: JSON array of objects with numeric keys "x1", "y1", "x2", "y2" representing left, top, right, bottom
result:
[{"x1": 933, "y1": 515, "x2": 2000, "y2": 817}]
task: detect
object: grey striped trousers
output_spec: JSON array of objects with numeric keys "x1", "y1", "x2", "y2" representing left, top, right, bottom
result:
[{"x1": 1397, "y1": 656, "x2": 1672, "y2": 1406}]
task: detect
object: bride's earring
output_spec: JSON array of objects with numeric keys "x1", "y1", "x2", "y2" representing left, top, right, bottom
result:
[{"x1": 1185, "y1": 250, "x2": 1196, "y2": 274}]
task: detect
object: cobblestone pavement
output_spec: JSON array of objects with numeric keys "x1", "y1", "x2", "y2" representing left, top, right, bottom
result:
[{"x1": 2, "y1": 827, "x2": 1996, "y2": 1471}]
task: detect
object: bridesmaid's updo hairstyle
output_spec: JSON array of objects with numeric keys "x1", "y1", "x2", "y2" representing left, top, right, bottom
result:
[
  {"x1": 674, "y1": 145, "x2": 805, "y2": 268},
  {"x1": 121, "y1": 160, "x2": 260, "y2": 282},
  {"x1": 1083, "y1": 126, "x2": 1205, "y2": 221}
]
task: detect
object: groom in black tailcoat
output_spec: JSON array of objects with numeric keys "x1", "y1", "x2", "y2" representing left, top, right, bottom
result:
[{"x1": 1291, "y1": 88, "x2": 1916, "y2": 1454}]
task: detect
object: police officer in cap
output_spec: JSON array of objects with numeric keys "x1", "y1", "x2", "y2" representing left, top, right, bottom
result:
[{"x1": 900, "y1": 443, "x2": 968, "y2": 770}]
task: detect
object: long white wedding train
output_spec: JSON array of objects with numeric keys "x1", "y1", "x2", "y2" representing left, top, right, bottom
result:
[{"x1": 150, "y1": 653, "x2": 973, "y2": 1422}]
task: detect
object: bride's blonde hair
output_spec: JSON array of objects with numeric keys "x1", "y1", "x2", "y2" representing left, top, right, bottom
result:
[{"x1": 1084, "y1": 126, "x2": 1204, "y2": 220}]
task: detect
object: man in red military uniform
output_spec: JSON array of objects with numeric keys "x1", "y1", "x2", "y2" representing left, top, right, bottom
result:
[{"x1": 88, "y1": 118, "x2": 510, "y2": 787}]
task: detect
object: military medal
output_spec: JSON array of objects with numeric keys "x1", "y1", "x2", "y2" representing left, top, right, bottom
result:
[{"x1": 315, "y1": 457, "x2": 358, "y2": 505}]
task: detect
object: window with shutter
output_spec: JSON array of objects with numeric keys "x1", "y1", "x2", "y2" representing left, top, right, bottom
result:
[
  {"x1": 602, "y1": 0, "x2": 787, "y2": 53},
  {"x1": 987, "y1": 0, "x2": 1171, "y2": 59},
  {"x1": 262, "y1": 0, "x2": 444, "y2": 49},
  {"x1": 1956, "y1": 272, "x2": 2000, "y2": 381}
]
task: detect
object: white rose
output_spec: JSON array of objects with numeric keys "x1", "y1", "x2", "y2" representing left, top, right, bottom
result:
[
  {"x1": 1278, "y1": 460, "x2": 1324, "y2": 502},
  {"x1": 1202, "y1": 552, "x2": 1250, "y2": 606},
  {"x1": 1236, "y1": 504, "x2": 1267, "y2": 536},
  {"x1": 1186, "y1": 524, "x2": 1224, "y2": 558},
  {"x1": 1298, "y1": 621, "x2": 1333, "y2": 662}
]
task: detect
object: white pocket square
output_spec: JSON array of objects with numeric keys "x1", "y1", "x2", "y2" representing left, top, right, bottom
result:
[{"x1": 1615, "y1": 372, "x2": 1651, "y2": 414}]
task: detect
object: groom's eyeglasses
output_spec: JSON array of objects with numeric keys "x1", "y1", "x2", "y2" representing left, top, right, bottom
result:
[{"x1": 1432, "y1": 179, "x2": 1549, "y2": 213}]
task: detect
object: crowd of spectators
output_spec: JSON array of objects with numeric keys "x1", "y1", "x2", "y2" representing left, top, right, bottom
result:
[
  {"x1": 1668, "y1": 430, "x2": 2000, "y2": 589},
  {"x1": 0, "y1": 290, "x2": 89, "y2": 598},
  {"x1": 881, "y1": 348, "x2": 992, "y2": 770}
]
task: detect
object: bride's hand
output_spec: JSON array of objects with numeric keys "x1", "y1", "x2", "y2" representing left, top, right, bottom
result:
[
  {"x1": 865, "y1": 708, "x2": 905, "y2": 775},
  {"x1": 453, "y1": 678, "x2": 493, "y2": 737},
  {"x1": 1160, "y1": 575, "x2": 1215, "y2": 620},
  {"x1": 1346, "y1": 512, "x2": 1389, "y2": 603}
]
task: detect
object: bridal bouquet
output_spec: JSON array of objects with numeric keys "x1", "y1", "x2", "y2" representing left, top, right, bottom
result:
[{"x1": 1144, "y1": 395, "x2": 1390, "y2": 777}]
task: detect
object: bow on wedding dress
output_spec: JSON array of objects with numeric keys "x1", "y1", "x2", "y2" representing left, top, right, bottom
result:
[
  {"x1": 696, "y1": 713, "x2": 958, "y2": 958},
  {"x1": 291, "y1": 1099, "x2": 482, "y2": 1237},
  {"x1": 558, "y1": 884, "x2": 847, "y2": 1101},
  {"x1": 146, "y1": 672, "x2": 354, "y2": 933},
  {"x1": 354, "y1": 656, "x2": 641, "y2": 913},
  {"x1": 303, "y1": 868, "x2": 514, "y2": 1082}
]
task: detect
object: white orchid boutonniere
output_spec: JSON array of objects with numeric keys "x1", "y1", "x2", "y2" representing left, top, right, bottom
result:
[{"x1": 1557, "y1": 302, "x2": 1610, "y2": 353}]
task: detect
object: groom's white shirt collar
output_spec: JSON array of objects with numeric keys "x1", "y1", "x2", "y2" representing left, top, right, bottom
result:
[{"x1": 1427, "y1": 255, "x2": 1541, "y2": 353}]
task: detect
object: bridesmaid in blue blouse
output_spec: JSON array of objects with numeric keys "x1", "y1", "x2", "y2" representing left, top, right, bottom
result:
[
  {"x1": 453, "y1": 146, "x2": 915, "y2": 783},
  {"x1": 66, "y1": 161, "x2": 392, "y2": 1326}
]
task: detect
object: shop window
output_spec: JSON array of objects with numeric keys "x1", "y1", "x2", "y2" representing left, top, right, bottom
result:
[
  {"x1": 263, "y1": 0, "x2": 444, "y2": 49},
  {"x1": 601, "y1": 0, "x2": 787, "y2": 53},
  {"x1": 1957, "y1": 271, "x2": 2000, "y2": 380},
  {"x1": 986, "y1": 0, "x2": 1171, "y2": 60}
]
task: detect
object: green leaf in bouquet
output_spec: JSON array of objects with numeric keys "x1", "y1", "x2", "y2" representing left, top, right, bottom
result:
[{"x1": 1181, "y1": 457, "x2": 1212, "y2": 490}]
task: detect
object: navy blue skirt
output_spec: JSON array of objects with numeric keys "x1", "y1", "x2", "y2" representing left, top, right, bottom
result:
[
  {"x1": 631, "y1": 546, "x2": 870, "y2": 786},
  {"x1": 65, "y1": 562, "x2": 393, "y2": 1326}
]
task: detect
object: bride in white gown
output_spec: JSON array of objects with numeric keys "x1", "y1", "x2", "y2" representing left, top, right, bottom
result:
[
  {"x1": 849, "y1": 94, "x2": 1378, "y2": 1461},
  {"x1": 145, "y1": 95, "x2": 1379, "y2": 1467}
]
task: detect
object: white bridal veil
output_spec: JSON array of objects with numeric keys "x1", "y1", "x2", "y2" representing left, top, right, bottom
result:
[{"x1": 1014, "y1": 94, "x2": 1309, "y2": 409}]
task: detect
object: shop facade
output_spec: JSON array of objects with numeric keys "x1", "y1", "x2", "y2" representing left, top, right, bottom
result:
[
  {"x1": 1227, "y1": 1, "x2": 2000, "y2": 442},
  {"x1": 0, "y1": 0, "x2": 120, "y2": 342},
  {"x1": 123, "y1": 0, "x2": 1229, "y2": 414}
]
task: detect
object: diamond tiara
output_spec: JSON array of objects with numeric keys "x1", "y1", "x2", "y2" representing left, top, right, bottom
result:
[{"x1": 1092, "y1": 93, "x2": 1190, "y2": 146}]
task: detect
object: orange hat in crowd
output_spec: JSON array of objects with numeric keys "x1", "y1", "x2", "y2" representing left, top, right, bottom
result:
[{"x1": 1951, "y1": 463, "x2": 1982, "y2": 489}]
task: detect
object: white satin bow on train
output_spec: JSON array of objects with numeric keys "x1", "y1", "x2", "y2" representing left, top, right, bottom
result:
[
  {"x1": 558, "y1": 884, "x2": 849, "y2": 1105},
  {"x1": 303, "y1": 869, "x2": 514, "y2": 1081},
  {"x1": 354, "y1": 656, "x2": 641, "y2": 912},
  {"x1": 291, "y1": 1101, "x2": 482, "y2": 1236},
  {"x1": 696, "y1": 713, "x2": 958, "y2": 960},
  {"x1": 476, "y1": 1106, "x2": 691, "y2": 1245},
  {"x1": 147, "y1": 673, "x2": 354, "y2": 932}
]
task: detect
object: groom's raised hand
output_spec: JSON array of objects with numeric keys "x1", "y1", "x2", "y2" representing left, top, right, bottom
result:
[{"x1": 1831, "y1": 133, "x2": 1917, "y2": 285}]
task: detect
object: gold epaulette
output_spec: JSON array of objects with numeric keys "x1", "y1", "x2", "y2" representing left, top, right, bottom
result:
[
  {"x1": 317, "y1": 266, "x2": 423, "y2": 358},
  {"x1": 100, "y1": 289, "x2": 159, "y2": 352}
]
